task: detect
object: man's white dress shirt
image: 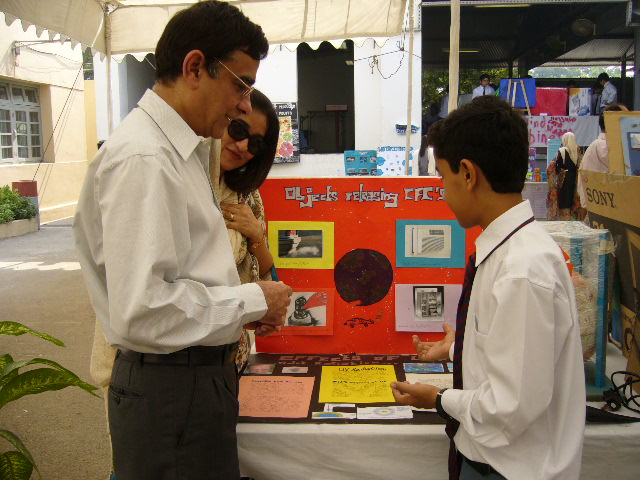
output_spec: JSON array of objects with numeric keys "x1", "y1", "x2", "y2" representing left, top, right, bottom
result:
[
  {"x1": 600, "y1": 81, "x2": 617, "y2": 109},
  {"x1": 74, "y1": 89, "x2": 267, "y2": 354},
  {"x1": 472, "y1": 84, "x2": 495, "y2": 99},
  {"x1": 442, "y1": 200, "x2": 585, "y2": 480},
  {"x1": 577, "y1": 132, "x2": 608, "y2": 208}
]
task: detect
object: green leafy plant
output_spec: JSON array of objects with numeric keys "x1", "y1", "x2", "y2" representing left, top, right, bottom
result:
[
  {"x1": 0, "y1": 186, "x2": 37, "y2": 225},
  {"x1": 0, "y1": 321, "x2": 98, "y2": 479}
]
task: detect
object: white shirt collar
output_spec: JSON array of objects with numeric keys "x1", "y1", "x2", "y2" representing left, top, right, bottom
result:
[
  {"x1": 137, "y1": 89, "x2": 201, "y2": 162},
  {"x1": 475, "y1": 200, "x2": 534, "y2": 266}
]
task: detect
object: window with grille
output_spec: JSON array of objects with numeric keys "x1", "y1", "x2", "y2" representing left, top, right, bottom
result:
[{"x1": 0, "y1": 82, "x2": 42, "y2": 163}]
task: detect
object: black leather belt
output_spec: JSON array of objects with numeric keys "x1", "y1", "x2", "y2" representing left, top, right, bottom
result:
[
  {"x1": 462, "y1": 455, "x2": 500, "y2": 476},
  {"x1": 118, "y1": 343, "x2": 239, "y2": 366}
]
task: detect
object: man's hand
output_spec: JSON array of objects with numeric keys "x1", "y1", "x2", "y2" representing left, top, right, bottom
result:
[
  {"x1": 390, "y1": 381, "x2": 440, "y2": 409},
  {"x1": 245, "y1": 322, "x2": 281, "y2": 337},
  {"x1": 413, "y1": 323, "x2": 455, "y2": 361},
  {"x1": 256, "y1": 280, "x2": 292, "y2": 329}
]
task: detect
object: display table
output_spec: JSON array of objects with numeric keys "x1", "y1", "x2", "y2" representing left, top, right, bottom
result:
[{"x1": 237, "y1": 344, "x2": 640, "y2": 480}]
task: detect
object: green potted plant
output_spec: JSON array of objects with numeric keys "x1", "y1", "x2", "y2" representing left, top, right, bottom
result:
[
  {"x1": 0, "y1": 321, "x2": 98, "y2": 479},
  {"x1": 0, "y1": 186, "x2": 38, "y2": 239}
]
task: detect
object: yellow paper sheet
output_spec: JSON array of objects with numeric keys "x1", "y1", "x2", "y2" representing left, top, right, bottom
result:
[
  {"x1": 319, "y1": 365, "x2": 397, "y2": 404},
  {"x1": 239, "y1": 376, "x2": 315, "y2": 418}
]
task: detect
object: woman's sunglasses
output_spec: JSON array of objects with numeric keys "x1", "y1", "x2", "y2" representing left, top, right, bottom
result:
[{"x1": 227, "y1": 119, "x2": 265, "y2": 156}]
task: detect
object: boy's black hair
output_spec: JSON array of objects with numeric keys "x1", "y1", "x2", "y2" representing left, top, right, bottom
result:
[
  {"x1": 225, "y1": 89, "x2": 279, "y2": 195},
  {"x1": 155, "y1": 1, "x2": 269, "y2": 83},
  {"x1": 599, "y1": 103, "x2": 627, "y2": 132},
  {"x1": 597, "y1": 72, "x2": 610, "y2": 83},
  {"x1": 427, "y1": 96, "x2": 528, "y2": 193},
  {"x1": 479, "y1": 73, "x2": 490, "y2": 81}
]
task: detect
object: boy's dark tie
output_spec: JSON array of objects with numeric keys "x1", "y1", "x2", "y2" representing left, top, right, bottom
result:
[{"x1": 446, "y1": 253, "x2": 477, "y2": 480}]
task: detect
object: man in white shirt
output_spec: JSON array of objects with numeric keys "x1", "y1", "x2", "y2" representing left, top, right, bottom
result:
[
  {"x1": 598, "y1": 72, "x2": 617, "y2": 110},
  {"x1": 578, "y1": 103, "x2": 628, "y2": 207},
  {"x1": 73, "y1": 2, "x2": 292, "y2": 479},
  {"x1": 472, "y1": 74, "x2": 495, "y2": 99},
  {"x1": 391, "y1": 96, "x2": 585, "y2": 480}
]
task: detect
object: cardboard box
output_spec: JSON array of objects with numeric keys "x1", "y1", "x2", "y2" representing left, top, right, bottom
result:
[
  {"x1": 603, "y1": 110, "x2": 640, "y2": 174},
  {"x1": 582, "y1": 170, "x2": 640, "y2": 393}
]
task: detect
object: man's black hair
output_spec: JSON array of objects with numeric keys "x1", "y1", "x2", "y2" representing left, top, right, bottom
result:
[
  {"x1": 155, "y1": 0, "x2": 269, "y2": 83},
  {"x1": 599, "y1": 103, "x2": 627, "y2": 132},
  {"x1": 427, "y1": 96, "x2": 528, "y2": 193},
  {"x1": 225, "y1": 89, "x2": 279, "y2": 195},
  {"x1": 479, "y1": 73, "x2": 490, "y2": 81},
  {"x1": 597, "y1": 72, "x2": 610, "y2": 83}
]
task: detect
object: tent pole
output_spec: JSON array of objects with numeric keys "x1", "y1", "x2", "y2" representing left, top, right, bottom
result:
[
  {"x1": 104, "y1": 4, "x2": 113, "y2": 136},
  {"x1": 448, "y1": 0, "x2": 460, "y2": 116},
  {"x1": 404, "y1": 0, "x2": 414, "y2": 175}
]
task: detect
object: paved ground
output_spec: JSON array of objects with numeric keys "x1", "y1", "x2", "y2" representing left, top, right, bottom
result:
[{"x1": 1, "y1": 218, "x2": 111, "y2": 479}]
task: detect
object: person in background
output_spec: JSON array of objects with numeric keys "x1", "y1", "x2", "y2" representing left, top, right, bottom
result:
[
  {"x1": 418, "y1": 135, "x2": 429, "y2": 176},
  {"x1": 598, "y1": 72, "x2": 618, "y2": 111},
  {"x1": 74, "y1": 2, "x2": 292, "y2": 478},
  {"x1": 546, "y1": 132, "x2": 582, "y2": 220},
  {"x1": 391, "y1": 96, "x2": 585, "y2": 480},
  {"x1": 212, "y1": 89, "x2": 280, "y2": 373},
  {"x1": 423, "y1": 102, "x2": 441, "y2": 135},
  {"x1": 439, "y1": 87, "x2": 450, "y2": 119},
  {"x1": 577, "y1": 103, "x2": 629, "y2": 208},
  {"x1": 472, "y1": 74, "x2": 495, "y2": 99},
  {"x1": 591, "y1": 81, "x2": 603, "y2": 115}
]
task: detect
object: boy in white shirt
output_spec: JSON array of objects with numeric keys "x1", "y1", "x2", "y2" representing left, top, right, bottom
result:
[
  {"x1": 391, "y1": 96, "x2": 585, "y2": 480},
  {"x1": 472, "y1": 74, "x2": 495, "y2": 98}
]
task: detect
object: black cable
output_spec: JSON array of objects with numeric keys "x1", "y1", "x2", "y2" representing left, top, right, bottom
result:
[
  {"x1": 32, "y1": 60, "x2": 84, "y2": 182},
  {"x1": 605, "y1": 371, "x2": 640, "y2": 414}
]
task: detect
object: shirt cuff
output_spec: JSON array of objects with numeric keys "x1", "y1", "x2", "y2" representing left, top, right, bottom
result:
[
  {"x1": 233, "y1": 282, "x2": 268, "y2": 324},
  {"x1": 441, "y1": 386, "x2": 466, "y2": 421}
]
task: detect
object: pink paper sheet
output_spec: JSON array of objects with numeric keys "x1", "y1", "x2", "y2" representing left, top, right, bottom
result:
[{"x1": 239, "y1": 375, "x2": 315, "y2": 418}]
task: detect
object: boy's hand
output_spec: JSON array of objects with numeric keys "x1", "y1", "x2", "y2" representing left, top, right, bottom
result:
[
  {"x1": 413, "y1": 323, "x2": 455, "y2": 361},
  {"x1": 390, "y1": 382, "x2": 440, "y2": 409}
]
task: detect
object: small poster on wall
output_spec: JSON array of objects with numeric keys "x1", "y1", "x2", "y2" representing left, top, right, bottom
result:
[
  {"x1": 274, "y1": 102, "x2": 300, "y2": 164},
  {"x1": 568, "y1": 88, "x2": 592, "y2": 116},
  {"x1": 344, "y1": 150, "x2": 378, "y2": 176},
  {"x1": 376, "y1": 146, "x2": 413, "y2": 176}
]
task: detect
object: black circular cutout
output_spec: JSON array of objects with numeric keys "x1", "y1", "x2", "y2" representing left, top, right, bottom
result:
[{"x1": 334, "y1": 249, "x2": 393, "y2": 306}]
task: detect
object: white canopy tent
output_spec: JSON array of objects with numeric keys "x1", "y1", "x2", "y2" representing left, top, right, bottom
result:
[
  {"x1": 0, "y1": 0, "x2": 408, "y2": 59},
  {"x1": 0, "y1": 0, "x2": 426, "y2": 166}
]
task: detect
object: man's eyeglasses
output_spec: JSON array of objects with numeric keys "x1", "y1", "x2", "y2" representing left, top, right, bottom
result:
[
  {"x1": 228, "y1": 119, "x2": 265, "y2": 156},
  {"x1": 214, "y1": 59, "x2": 254, "y2": 97}
]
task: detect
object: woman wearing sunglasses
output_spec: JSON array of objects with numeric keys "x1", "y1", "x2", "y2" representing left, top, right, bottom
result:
[{"x1": 210, "y1": 88, "x2": 280, "y2": 373}]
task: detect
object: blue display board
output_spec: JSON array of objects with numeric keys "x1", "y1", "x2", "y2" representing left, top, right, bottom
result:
[{"x1": 499, "y1": 78, "x2": 537, "y2": 108}]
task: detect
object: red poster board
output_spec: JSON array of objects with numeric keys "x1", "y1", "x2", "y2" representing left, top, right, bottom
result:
[
  {"x1": 530, "y1": 88, "x2": 568, "y2": 116},
  {"x1": 256, "y1": 177, "x2": 481, "y2": 354}
]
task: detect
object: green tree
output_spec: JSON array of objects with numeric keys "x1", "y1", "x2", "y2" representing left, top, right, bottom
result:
[{"x1": 528, "y1": 65, "x2": 625, "y2": 79}]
